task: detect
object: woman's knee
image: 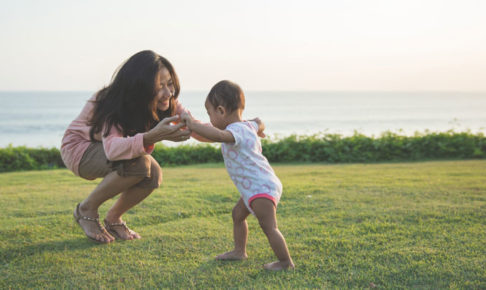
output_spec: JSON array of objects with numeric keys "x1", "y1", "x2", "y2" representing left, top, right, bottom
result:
[
  {"x1": 133, "y1": 156, "x2": 162, "y2": 189},
  {"x1": 150, "y1": 159, "x2": 163, "y2": 188},
  {"x1": 118, "y1": 155, "x2": 152, "y2": 178}
]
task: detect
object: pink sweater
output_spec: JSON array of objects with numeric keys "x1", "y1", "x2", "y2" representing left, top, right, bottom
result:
[{"x1": 61, "y1": 95, "x2": 203, "y2": 176}]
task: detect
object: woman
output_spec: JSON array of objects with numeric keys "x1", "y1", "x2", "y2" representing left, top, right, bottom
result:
[{"x1": 61, "y1": 50, "x2": 203, "y2": 243}]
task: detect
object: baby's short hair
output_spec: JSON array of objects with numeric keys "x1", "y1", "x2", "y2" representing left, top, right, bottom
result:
[{"x1": 206, "y1": 80, "x2": 245, "y2": 112}]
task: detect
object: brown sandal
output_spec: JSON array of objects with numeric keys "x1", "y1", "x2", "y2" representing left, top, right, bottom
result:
[
  {"x1": 104, "y1": 219, "x2": 140, "y2": 240},
  {"x1": 73, "y1": 203, "x2": 110, "y2": 244}
]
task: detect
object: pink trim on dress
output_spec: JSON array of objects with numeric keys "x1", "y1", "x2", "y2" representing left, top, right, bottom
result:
[{"x1": 248, "y1": 194, "x2": 277, "y2": 208}]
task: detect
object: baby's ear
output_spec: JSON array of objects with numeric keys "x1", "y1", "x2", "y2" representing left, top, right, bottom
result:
[{"x1": 217, "y1": 105, "x2": 226, "y2": 115}]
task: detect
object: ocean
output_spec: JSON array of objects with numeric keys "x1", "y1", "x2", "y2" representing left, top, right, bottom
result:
[{"x1": 1, "y1": 91, "x2": 485, "y2": 148}]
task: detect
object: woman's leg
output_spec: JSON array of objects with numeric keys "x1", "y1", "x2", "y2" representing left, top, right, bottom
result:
[
  {"x1": 78, "y1": 171, "x2": 146, "y2": 243},
  {"x1": 77, "y1": 154, "x2": 161, "y2": 243},
  {"x1": 104, "y1": 157, "x2": 162, "y2": 239},
  {"x1": 251, "y1": 198, "x2": 294, "y2": 270},
  {"x1": 216, "y1": 198, "x2": 251, "y2": 260}
]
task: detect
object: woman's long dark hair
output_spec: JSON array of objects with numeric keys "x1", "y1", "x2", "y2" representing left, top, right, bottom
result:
[{"x1": 89, "y1": 50, "x2": 180, "y2": 140}]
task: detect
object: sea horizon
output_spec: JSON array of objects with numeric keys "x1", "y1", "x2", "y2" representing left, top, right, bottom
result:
[{"x1": 1, "y1": 90, "x2": 485, "y2": 148}]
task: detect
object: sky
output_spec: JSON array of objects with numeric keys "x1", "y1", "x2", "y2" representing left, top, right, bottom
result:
[{"x1": 0, "y1": 0, "x2": 485, "y2": 91}]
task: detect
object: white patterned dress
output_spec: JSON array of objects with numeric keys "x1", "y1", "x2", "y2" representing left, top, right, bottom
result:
[{"x1": 222, "y1": 121, "x2": 283, "y2": 214}]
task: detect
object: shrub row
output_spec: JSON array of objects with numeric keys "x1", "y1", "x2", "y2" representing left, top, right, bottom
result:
[
  {"x1": 261, "y1": 130, "x2": 486, "y2": 163},
  {"x1": 0, "y1": 146, "x2": 65, "y2": 172},
  {"x1": 0, "y1": 130, "x2": 485, "y2": 172}
]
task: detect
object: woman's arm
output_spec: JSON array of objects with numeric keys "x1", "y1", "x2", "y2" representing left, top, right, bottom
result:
[
  {"x1": 101, "y1": 116, "x2": 190, "y2": 161},
  {"x1": 181, "y1": 112, "x2": 235, "y2": 143},
  {"x1": 102, "y1": 127, "x2": 148, "y2": 161}
]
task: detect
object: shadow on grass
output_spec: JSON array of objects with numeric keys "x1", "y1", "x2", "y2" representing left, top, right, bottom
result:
[{"x1": 1, "y1": 238, "x2": 105, "y2": 265}]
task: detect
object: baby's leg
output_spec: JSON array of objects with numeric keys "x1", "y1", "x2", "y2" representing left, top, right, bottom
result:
[
  {"x1": 216, "y1": 198, "x2": 250, "y2": 260},
  {"x1": 251, "y1": 198, "x2": 294, "y2": 270}
]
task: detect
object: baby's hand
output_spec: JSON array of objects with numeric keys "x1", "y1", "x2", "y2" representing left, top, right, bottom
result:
[
  {"x1": 250, "y1": 117, "x2": 266, "y2": 138},
  {"x1": 180, "y1": 112, "x2": 192, "y2": 127}
]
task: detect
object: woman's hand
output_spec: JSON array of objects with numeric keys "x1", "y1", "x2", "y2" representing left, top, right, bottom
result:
[
  {"x1": 250, "y1": 117, "x2": 266, "y2": 138},
  {"x1": 180, "y1": 112, "x2": 193, "y2": 128},
  {"x1": 143, "y1": 115, "x2": 191, "y2": 145}
]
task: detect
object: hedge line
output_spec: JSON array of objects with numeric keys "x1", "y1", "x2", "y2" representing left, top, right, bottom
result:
[
  {"x1": 0, "y1": 131, "x2": 485, "y2": 173},
  {"x1": 261, "y1": 130, "x2": 486, "y2": 163},
  {"x1": 0, "y1": 146, "x2": 65, "y2": 172}
]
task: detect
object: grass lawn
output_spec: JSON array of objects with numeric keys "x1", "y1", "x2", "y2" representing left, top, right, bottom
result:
[{"x1": 0, "y1": 160, "x2": 485, "y2": 288}]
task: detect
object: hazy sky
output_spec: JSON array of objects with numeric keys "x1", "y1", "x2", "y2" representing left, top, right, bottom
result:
[{"x1": 1, "y1": 0, "x2": 485, "y2": 91}]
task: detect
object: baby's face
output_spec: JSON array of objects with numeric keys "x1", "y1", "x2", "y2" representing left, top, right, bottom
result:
[{"x1": 205, "y1": 100, "x2": 227, "y2": 130}]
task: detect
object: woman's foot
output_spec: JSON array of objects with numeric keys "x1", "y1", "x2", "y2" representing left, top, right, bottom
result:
[
  {"x1": 103, "y1": 219, "x2": 141, "y2": 240},
  {"x1": 263, "y1": 261, "x2": 295, "y2": 271},
  {"x1": 215, "y1": 250, "x2": 248, "y2": 260},
  {"x1": 74, "y1": 203, "x2": 115, "y2": 243}
]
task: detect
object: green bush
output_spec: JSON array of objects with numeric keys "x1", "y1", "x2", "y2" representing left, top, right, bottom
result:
[
  {"x1": 0, "y1": 146, "x2": 65, "y2": 172},
  {"x1": 261, "y1": 130, "x2": 486, "y2": 163},
  {"x1": 152, "y1": 144, "x2": 222, "y2": 166},
  {"x1": 0, "y1": 130, "x2": 485, "y2": 173}
]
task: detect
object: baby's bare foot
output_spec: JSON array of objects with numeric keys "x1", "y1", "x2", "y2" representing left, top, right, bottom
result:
[
  {"x1": 215, "y1": 250, "x2": 248, "y2": 260},
  {"x1": 263, "y1": 261, "x2": 295, "y2": 271}
]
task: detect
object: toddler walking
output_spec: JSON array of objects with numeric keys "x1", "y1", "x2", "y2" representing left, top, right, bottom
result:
[{"x1": 181, "y1": 80, "x2": 294, "y2": 270}]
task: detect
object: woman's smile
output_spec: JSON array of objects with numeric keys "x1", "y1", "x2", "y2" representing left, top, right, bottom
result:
[{"x1": 157, "y1": 98, "x2": 170, "y2": 111}]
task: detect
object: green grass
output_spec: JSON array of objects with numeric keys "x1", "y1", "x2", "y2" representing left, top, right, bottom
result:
[{"x1": 0, "y1": 161, "x2": 485, "y2": 288}]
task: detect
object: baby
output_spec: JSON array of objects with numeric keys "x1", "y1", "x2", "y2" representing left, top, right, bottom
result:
[{"x1": 181, "y1": 80, "x2": 294, "y2": 271}]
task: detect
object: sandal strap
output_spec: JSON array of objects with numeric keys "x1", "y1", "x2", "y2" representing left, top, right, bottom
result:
[
  {"x1": 80, "y1": 216, "x2": 104, "y2": 231},
  {"x1": 104, "y1": 219, "x2": 132, "y2": 234},
  {"x1": 74, "y1": 203, "x2": 104, "y2": 231},
  {"x1": 106, "y1": 221, "x2": 127, "y2": 227},
  {"x1": 80, "y1": 215, "x2": 100, "y2": 222},
  {"x1": 103, "y1": 219, "x2": 140, "y2": 240}
]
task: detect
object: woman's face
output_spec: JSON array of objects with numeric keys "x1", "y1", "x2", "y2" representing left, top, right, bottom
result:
[{"x1": 154, "y1": 67, "x2": 175, "y2": 111}]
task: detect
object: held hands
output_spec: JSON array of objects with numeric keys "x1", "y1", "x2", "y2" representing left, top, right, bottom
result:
[
  {"x1": 180, "y1": 112, "x2": 193, "y2": 128},
  {"x1": 144, "y1": 115, "x2": 191, "y2": 145},
  {"x1": 250, "y1": 117, "x2": 266, "y2": 138}
]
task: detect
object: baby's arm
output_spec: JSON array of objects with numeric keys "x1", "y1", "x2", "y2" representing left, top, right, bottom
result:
[{"x1": 181, "y1": 113, "x2": 235, "y2": 143}]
